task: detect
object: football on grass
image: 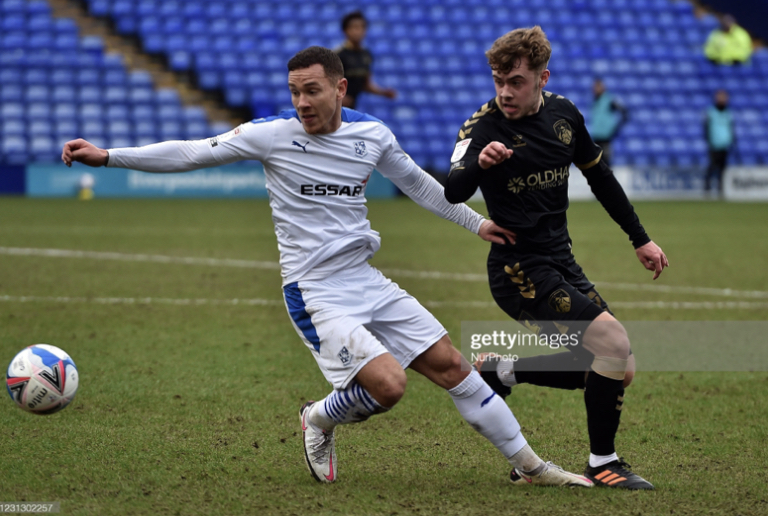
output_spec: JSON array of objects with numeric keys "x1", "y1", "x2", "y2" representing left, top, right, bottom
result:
[{"x1": 6, "y1": 344, "x2": 79, "y2": 415}]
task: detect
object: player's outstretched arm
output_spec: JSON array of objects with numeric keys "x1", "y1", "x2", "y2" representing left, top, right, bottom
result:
[
  {"x1": 62, "y1": 139, "x2": 109, "y2": 167},
  {"x1": 635, "y1": 241, "x2": 669, "y2": 280},
  {"x1": 62, "y1": 133, "x2": 249, "y2": 173}
]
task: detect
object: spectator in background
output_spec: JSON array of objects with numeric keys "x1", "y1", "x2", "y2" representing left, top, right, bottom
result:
[
  {"x1": 335, "y1": 11, "x2": 397, "y2": 109},
  {"x1": 704, "y1": 14, "x2": 753, "y2": 65},
  {"x1": 704, "y1": 89, "x2": 735, "y2": 197},
  {"x1": 589, "y1": 79, "x2": 628, "y2": 166}
]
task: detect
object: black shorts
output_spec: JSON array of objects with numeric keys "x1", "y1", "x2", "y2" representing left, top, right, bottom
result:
[{"x1": 488, "y1": 246, "x2": 611, "y2": 339}]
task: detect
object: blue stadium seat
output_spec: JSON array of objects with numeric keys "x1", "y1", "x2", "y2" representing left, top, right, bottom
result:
[
  {"x1": 26, "y1": 0, "x2": 50, "y2": 15},
  {"x1": 104, "y1": 86, "x2": 128, "y2": 104},
  {"x1": 0, "y1": 84, "x2": 23, "y2": 102},
  {"x1": 4, "y1": 14, "x2": 26, "y2": 31},
  {"x1": 82, "y1": 120, "x2": 105, "y2": 138},
  {"x1": 155, "y1": 88, "x2": 180, "y2": 105},
  {"x1": 116, "y1": 16, "x2": 137, "y2": 35},
  {"x1": 79, "y1": 103, "x2": 104, "y2": 121},
  {"x1": 157, "y1": 105, "x2": 182, "y2": 121},
  {"x1": 134, "y1": 120, "x2": 157, "y2": 138},
  {"x1": 130, "y1": 104, "x2": 155, "y2": 122},
  {"x1": 108, "y1": 136, "x2": 135, "y2": 149},
  {"x1": 197, "y1": 71, "x2": 221, "y2": 90},
  {"x1": 80, "y1": 36, "x2": 104, "y2": 56},
  {"x1": 134, "y1": 136, "x2": 157, "y2": 147},
  {"x1": 184, "y1": 121, "x2": 210, "y2": 140},
  {"x1": 159, "y1": 121, "x2": 183, "y2": 140},
  {"x1": 25, "y1": 85, "x2": 49, "y2": 103},
  {"x1": 102, "y1": 53, "x2": 125, "y2": 70},
  {"x1": 104, "y1": 69, "x2": 128, "y2": 86},
  {"x1": 129, "y1": 87, "x2": 154, "y2": 104},
  {"x1": 1, "y1": 0, "x2": 26, "y2": 15},
  {"x1": 112, "y1": 0, "x2": 135, "y2": 17},
  {"x1": 182, "y1": 2, "x2": 204, "y2": 18},
  {"x1": 77, "y1": 69, "x2": 101, "y2": 86},
  {"x1": 88, "y1": 0, "x2": 109, "y2": 17},
  {"x1": 107, "y1": 120, "x2": 132, "y2": 137},
  {"x1": 53, "y1": 104, "x2": 77, "y2": 119},
  {"x1": 30, "y1": 135, "x2": 57, "y2": 160},
  {"x1": 1, "y1": 119, "x2": 25, "y2": 137},
  {"x1": 24, "y1": 69, "x2": 49, "y2": 85},
  {"x1": 2, "y1": 135, "x2": 28, "y2": 163},
  {"x1": 182, "y1": 106, "x2": 207, "y2": 122},
  {"x1": 106, "y1": 105, "x2": 130, "y2": 120},
  {"x1": 26, "y1": 103, "x2": 50, "y2": 119}
]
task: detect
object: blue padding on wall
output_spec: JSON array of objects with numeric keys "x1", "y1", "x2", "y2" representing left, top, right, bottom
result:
[{"x1": 0, "y1": 165, "x2": 26, "y2": 194}]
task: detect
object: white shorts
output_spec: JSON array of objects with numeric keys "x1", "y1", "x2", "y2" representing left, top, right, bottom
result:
[{"x1": 283, "y1": 262, "x2": 447, "y2": 389}]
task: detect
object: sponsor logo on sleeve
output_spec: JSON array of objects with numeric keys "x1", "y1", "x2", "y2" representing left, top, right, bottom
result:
[
  {"x1": 451, "y1": 138, "x2": 472, "y2": 162},
  {"x1": 553, "y1": 120, "x2": 573, "y2": 145},
  {"x1": 210, "y1": 127, "x2": 243, "y2": 148}
]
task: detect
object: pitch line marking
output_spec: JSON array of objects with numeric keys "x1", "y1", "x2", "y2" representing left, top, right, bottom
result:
[
  {"x1": 2, "y1": 246, "x2": 767, "y2": 300},
  {"x1": 0, "y1": 295, "x2": 283, "y2": 306},
  {"x1": 0, "y1": 246, "x2": 279, "y2": 270},
  {"x1": 1, "y1": 295, "x2": 768, "y2": 311}
]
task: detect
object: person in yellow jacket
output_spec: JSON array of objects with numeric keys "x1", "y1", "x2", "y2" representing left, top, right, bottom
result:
[{"x1": 704, "y1": 15, "x2": 753, "y2": 65}]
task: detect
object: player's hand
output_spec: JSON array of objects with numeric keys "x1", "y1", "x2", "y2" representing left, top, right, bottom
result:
[
  {"x1": 381, "y1": 88, "x2": 397, "y2": 99},
  {"x1": 61, "y1": 139, "x2": 109, "y2": 168},
  {"x1": 635, "y1": 241, "x2": 669, "y2": 280},
  {"x1": 478, "y1": 220, "x2": 516, "y2": 245},
  {"x1": 478, "y1": 142, "x2": 513, "y2": 169}
]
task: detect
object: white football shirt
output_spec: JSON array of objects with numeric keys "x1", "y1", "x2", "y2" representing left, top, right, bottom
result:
[{"x1": 107, "y1": 108, "x2": 485, "y2": 284}]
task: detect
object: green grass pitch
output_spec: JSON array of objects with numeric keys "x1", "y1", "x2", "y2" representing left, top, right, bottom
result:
[{"x1": 1, "y1": 197, "x2": 767, "y2": 515}]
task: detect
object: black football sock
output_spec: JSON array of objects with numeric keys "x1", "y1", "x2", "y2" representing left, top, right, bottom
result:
[
  {"x1": 584, "y1": 370, "x2": 624, "y2": 456},
  {"x1": 514, "y1": 352, "x2": 588, "y2": 390}
]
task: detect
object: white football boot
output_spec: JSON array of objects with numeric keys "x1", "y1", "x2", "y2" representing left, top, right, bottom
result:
[
  {"x1": 510, "y1": 462, "x2": 593, "y2": 487},
  {"x1": 300, "y1": 401, "x2": 337, "y2": 483}
]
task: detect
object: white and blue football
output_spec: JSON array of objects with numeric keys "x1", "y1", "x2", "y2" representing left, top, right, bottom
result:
[{"x1": 6, "y1": 344, "x2": 79, "y2": 415}]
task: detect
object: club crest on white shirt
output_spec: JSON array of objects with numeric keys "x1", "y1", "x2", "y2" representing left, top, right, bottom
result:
[{"x1": 354, "y1": 141, "x2": 368, "y2": 158}]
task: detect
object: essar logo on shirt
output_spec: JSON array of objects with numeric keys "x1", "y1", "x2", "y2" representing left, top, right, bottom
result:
[{"x1": 300, "y1": 184, "x2": 364, "y2": 196}]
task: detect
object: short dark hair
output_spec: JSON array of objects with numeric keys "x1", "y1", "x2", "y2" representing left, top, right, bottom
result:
[
  {"x1": 341, "y1": 10, "x2": 366, "y2": 31},
  {"x1": 287, "y1": 46, "x2": 345, "y2": 81}
]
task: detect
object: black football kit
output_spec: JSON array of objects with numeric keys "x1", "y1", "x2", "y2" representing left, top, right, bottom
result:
[
  {"x1": 445, "y1": 93, "x2": 657, "y2": 490},
  {"x1": 445, "y1": 93, "x2": 650, "y2": 335}
]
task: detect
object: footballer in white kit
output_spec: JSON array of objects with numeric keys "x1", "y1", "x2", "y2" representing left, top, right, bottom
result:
[{"x1": 62, "y1": 46, "x2": 593, "y2": 488}]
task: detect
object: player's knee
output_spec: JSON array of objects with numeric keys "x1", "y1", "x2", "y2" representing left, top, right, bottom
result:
[
  {"x1": 375, "y1": 368, "x2": 407, "y2": 407},
  {"x1": 623, "y1": 354, "x2": 636, "y2": 388},
  {"x1": 623, "y1": 368, "x2": 634, "y2": 388},
  {"x1": 585, "y1": 318, "x2": 630, "y2": 359},
  {"x1": 608, "y1": 330, "x2": 631, "y2": 359}
]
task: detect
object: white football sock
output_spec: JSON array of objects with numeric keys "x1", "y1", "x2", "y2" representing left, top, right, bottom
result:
[
  {"x1": 309, "y1": 381, "x2": 389, "y2": 431},
  {"x1": 448, "y1": 370, "x2": 531, "y2": 466},
  {"x1": 589, "y1": 452, "x2": 619, "y2": 468}
]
